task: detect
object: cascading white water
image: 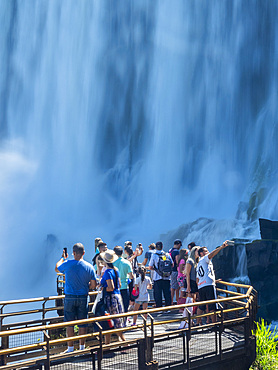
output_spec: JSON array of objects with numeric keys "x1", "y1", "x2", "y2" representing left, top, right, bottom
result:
[{"x1": 1, "y1": 1, "x2": 277, "y2": 299}]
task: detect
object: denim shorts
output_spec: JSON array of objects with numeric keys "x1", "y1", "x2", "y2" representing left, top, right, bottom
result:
[{"x1": 64, "y1": 295, "x2": 88, "y2": 327}]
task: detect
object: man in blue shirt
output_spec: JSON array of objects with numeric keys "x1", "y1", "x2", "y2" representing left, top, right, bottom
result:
[{"x1": 55, "y1": 243, "x2": 96, "y2": 353}]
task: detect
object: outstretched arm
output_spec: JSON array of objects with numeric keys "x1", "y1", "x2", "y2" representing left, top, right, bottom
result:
[
  {"x1": 55, "y1": 250, "x2": 68, "y2": 272},
  {"x1": 208, "y1": 241, "x2": 229, "y2": 260}
]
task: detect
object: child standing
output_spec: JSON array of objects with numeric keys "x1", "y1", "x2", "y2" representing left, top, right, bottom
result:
[{"x1": 132, "y1": 266, "x2": 152, "y2": 325}]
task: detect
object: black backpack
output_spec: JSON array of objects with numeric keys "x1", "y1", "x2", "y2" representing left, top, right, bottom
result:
[{"x1": 154, "y1": 252, "x2": 173, "y2": 278}]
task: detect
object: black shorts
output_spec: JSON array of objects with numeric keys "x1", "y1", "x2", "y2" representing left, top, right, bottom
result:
[
  {"x1": 183, "y1": 279, "x2": 198, "y2": 294},
  {"x1": 198, "y1": 285, "x2": 217, "y2": 312},
  {"x1": 128, "y1": 278, "x2": 135, "y2": 302}
]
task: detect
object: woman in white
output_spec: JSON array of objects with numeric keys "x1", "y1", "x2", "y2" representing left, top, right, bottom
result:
[{"x1": 132, "y1": 266, "x2": 152, "y2": 325}]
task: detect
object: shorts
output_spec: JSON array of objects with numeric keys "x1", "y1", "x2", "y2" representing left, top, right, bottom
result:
[
  {"x1": 177, "y1": 275, "x2": 185, "y2": 288},
  {"x1": 170, "y1": 271, "x2": 179, "y2": 290},
  {"x1": 184, "y1": 279, "x2": 198, "y2": 294},
  {"x1": 135, "y1": 300, "x2": 148, "y2": 305},
  {"x1": 64, "y1": 295, "x2": 88, "y2": 327},
  {"x1": 198, "y1": 285, "x2": 218, "y2": 312},
  {"x1": 128, "y1": 279, "x2": 135, "y2": 302}
]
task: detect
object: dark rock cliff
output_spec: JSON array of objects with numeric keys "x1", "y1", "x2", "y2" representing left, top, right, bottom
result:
[
  {"x1": 213, "y1": 239, "x2": 278, "y2": 322},
  {"x1": 246, "y1": 240, "x2": 278, "y2": 321}
]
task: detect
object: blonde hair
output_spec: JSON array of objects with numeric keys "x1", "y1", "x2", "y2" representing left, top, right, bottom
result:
[{"x1": 187, "y1": 246, "x2": 199, "y2": 268}]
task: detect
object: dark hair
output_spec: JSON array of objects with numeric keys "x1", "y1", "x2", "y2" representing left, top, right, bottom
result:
[
  {"x1": 124, "y1": 245, "x2": 133, "y2": 257},
  {"x1": 149, "y1": 243, "x2": 156, "y2": 250},
  {"x1": 98, "y1": 242, "x2": 107, "y2": 250},
  {"x1": 106, "y1": 262, "x2": 115, "y2": 270},
  {"x1": 73, "y1": 243, "x2": 84, "y2": 255},
  {"x1": 188, "y1": 242, "x2": 196, "y2": 250},
  {"x1": 114, "y1": 246, "x2": 123, "y2": 256},
  {"x1": 138, "y1": 265, "x2": 146, "y2": 282},
  {"x1": 198, "y1": 247, "x2": 206, "y2": 257},
  {"x1": 178, "y1": 248, "x2": 188, "y2": 265},
  {"x1": 155, "y1": 241, "x2": 163, "y2": 250},
  {"x1": 106, "y1": 263, "x2": 118, "y2": 288}
]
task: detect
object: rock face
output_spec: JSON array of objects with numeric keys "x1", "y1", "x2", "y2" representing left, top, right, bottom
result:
[
  {"x1": 246, "y1": 240, "x2": 278, "y2": 322},
  {"x1": 213, "y1": 239, "x2": 278, "y2": 322},
  {"x1": 259, "y1": 218, "x2": 278, "y2": 239},
  {"x1": 213, "y1": 240, "x2": 249, "y2": 282}
]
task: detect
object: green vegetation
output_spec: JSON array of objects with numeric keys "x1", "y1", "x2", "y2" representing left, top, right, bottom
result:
[{"x1": 250, "y1": 319, "x2": 278, "y2": 370}]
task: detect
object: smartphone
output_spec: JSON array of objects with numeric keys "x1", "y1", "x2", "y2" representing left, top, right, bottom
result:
[
  {"x1": 63, "y1": 247, "x2": 67, "y2": 256},
  {"x1": 226, "y1": 240, "x2": 235, "y2": 246}
]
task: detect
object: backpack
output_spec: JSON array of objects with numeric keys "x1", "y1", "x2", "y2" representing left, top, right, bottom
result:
[{"x1": 154, "y1": 252, "x2": 173, "y2": 278}]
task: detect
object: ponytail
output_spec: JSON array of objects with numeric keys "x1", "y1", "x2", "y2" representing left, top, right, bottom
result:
[{"x1": 138, "y1": 265, "x2": 146, "y2": 282}]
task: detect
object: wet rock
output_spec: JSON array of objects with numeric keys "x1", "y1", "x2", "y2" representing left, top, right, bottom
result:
[{"x1": 246, "y1": 239, "x2": 278, "y2": 322}]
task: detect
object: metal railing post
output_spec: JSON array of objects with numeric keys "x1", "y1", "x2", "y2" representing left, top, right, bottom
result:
[
  {"x1": 0, "y1": 305, "x2": 8, "y2": 367},
  {"x1": 185, "y1": 308, "x2": 191, "y2": 369},
  {"x1": 148, "y1": 313, "x2": 154, "y2": 349},
  {"x1": 42, "y1": 300, "x2": 46, "y2": 321},
  {"x1": 95, "y1": 322, "x2": 103, "y2": 370},
  {"x1": 43, "y1": 330, "x2": 50, "y2": 370},
  {"x1": 218, "y1": 303, "x2": 224, "y2": 360}
]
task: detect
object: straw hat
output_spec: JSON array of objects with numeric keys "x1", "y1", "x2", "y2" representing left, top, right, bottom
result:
[{"x1": 100, "y1": 249, "x2": 118, "y2": 264}]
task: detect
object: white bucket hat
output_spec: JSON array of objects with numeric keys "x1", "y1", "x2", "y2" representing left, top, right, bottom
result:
[{"x1": 100, "y1": 249, "x2": 118, "y2": 264}]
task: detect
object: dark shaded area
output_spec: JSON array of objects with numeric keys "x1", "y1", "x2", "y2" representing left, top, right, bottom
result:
[
  {"x1": 214, "y1": 236, "x2": 278, "y2": 322},
  {"x1": 259, "y1": 218, "x2": 278, "y2": 240},
  {"x1": 246, "y1": 239, "x2": 278, "y2": 322}
]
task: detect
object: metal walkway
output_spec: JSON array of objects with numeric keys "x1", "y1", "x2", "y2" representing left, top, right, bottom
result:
[{"x1": 0, "y1": 281, "x2": 257, "y2": 369}]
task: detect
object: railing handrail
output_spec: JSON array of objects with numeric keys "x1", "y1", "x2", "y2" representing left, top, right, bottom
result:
[
  {"x1": 0, "y1": 279, "x2": 252, "y2": 307},
  {"x1": 0, "y1": 291, "x2": 97, "y2": 307},
  {"x1": 0, "y1": 301, "x2": 253, "y2": 358},
  {"x1": 0, "y1": 293, "x2": 250, "y2": 338},
  {"x1": 216, "y1": 280, "x2": 252, "y2": 289},
  {"x1": 0, "y1": 281, "x2": 257, "y2": 369}
]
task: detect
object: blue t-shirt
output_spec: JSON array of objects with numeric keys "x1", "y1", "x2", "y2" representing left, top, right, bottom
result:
[
  {"x1": 100, "y1": 268, "x2": 120, "y2": 296},
  {"x1": 144, "y1": 250, "x2": 155, "y2": 265},
  {"x1": 58, "y1": 259, "x2": 96, "y2": 295}
]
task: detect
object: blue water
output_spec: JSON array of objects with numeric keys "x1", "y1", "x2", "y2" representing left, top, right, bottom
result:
[{"x1": 0, "y1": 1, "x2": 277, "y2": 299}]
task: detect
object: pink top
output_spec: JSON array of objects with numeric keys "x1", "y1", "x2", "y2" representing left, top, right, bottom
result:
[{"x1": 177, "y1": 259, "x2": 186, "y2": 278}]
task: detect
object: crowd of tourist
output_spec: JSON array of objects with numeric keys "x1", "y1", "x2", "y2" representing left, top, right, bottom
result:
[{"x1": 55, "y1": 237, "x2": 230, "y2": 352}]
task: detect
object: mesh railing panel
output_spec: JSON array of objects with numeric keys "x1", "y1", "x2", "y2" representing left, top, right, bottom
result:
[
  {"x1": 100, "y1": 346, "x2": 139, "y2": 370},
  {"x1": 189, "y1": 329, "x2": 218, "y2": 360},
  {"x1": 9, "y1": 331, "x2": 44, "y2": 348},
  {"x1": 153, "y1": 335, "x2": 185, "y2": 367},
  {"x1": 50, "y1": 355, "x2": 94, "y2": 370},
  {"x1": 221, "y1": 327, "x2": 245, "y2": 352}
]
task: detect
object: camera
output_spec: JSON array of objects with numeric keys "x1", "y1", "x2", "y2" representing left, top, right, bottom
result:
[
  {"x1": 63, "y1": 247, "x2": 67, "y2": 256},
  {"x1": 226, "y1": 240, "x2": 235, "y2": 246}
]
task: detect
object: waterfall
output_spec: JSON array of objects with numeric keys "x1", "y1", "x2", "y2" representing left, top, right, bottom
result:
[{"x1": 0, "y1": 1, "x2": 277, "y2": 299}]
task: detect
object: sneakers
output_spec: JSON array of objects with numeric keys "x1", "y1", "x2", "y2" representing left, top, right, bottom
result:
[{"x1": 62, "y1": 347, "x2": 74, "y2": 354}]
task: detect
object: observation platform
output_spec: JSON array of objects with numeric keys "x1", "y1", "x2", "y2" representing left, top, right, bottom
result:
[{"x1": 0, "y1": 281, "x2": 257, "y2": 370}]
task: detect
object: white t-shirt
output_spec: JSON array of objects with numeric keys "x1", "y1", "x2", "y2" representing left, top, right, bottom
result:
[
  {"x1": 135, "y1": 275, "x2": 151, "y2": 302},
  {"x1": 196, "y1": 255, "x2": 215, "y2": 289}
]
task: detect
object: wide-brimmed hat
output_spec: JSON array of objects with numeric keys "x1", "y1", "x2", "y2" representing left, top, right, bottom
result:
[{"x1": 100, "y1": 249, "x2": 118, "y2": 264}]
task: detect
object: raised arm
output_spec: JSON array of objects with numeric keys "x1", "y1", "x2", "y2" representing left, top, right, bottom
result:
[
  {"x1": 185, "y1": 263, "x2": 192, "y2": 293},
  {"x1": 208, "y1": 240, "x2": 229, "y2": 260},
  {"x1": 55, "y1": 250, "x2": 68, "y2": 273}
]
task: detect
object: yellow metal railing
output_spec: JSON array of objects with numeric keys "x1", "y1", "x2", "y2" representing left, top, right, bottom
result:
[{"x1": 0, "y1": 280, "x2": 257, "y2": 369}]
